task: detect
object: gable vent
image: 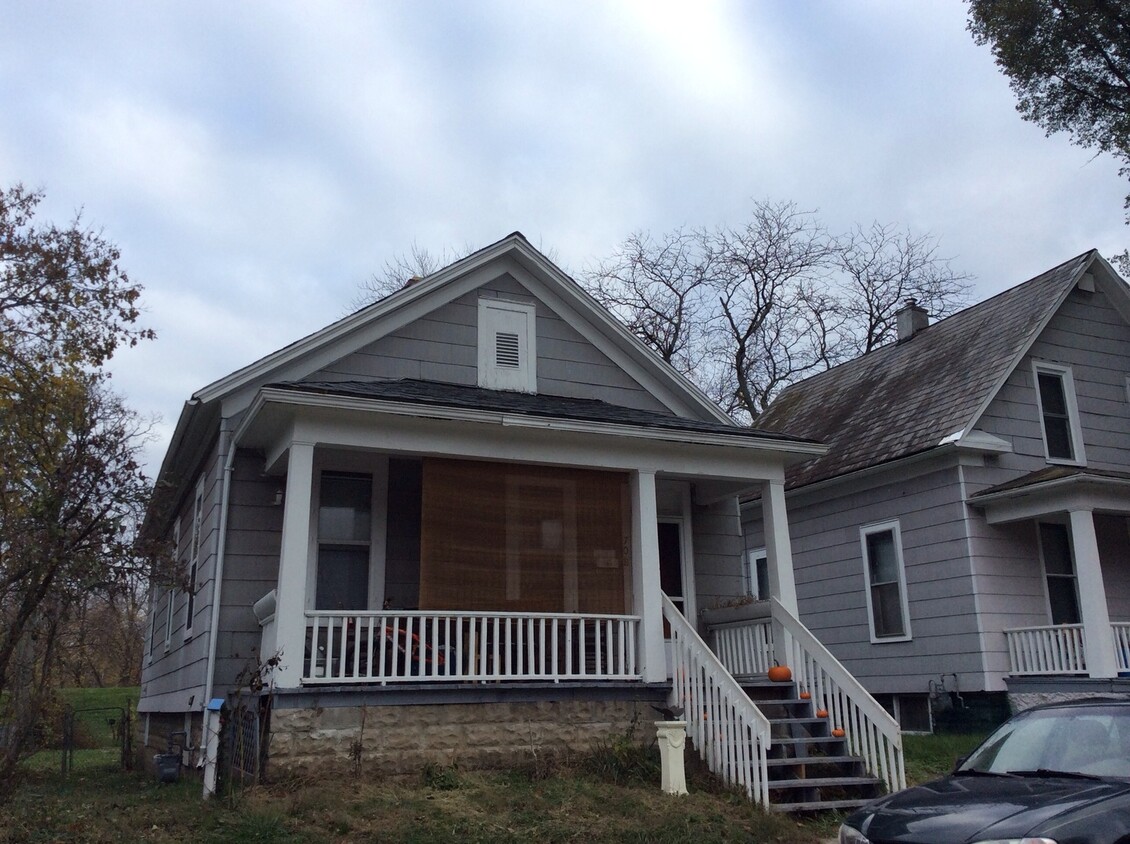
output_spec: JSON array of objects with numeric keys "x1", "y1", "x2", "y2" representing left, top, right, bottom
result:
[{"x1": 495, "y1": 332, "x2": 521, "y2": 368}]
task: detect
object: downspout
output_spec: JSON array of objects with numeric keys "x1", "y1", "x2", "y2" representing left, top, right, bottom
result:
[{"x1": 202, "y1": 420, "x2": 237, "y2": 798}]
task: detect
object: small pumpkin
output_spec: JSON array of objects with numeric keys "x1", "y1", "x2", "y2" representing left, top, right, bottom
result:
[
  {"x1": 831, "y1": 727, "x2": 846, "y2": 738},
  {"x1": 767, "y1": 662, "x2": 793, "y2": 683},
  {"x1": 799, "y1": 690, "x2": 812, "y2": 700},
  {"x1": 816, "y1": 708, "x2": 829, "y2": 718}
]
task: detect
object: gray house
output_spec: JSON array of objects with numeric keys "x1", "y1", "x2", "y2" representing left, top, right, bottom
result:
[
  {"x1": 739, "y1": 250, "x2": 1130, "y2": 730},
  {"x1": 139, "y1": 233, "x2": 903, "y2": 811}
]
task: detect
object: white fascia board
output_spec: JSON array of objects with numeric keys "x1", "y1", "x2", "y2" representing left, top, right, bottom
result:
[
  {"x1": 248, "y1": 387, "x2": 825, "y2": 459},
  {"x1": 939, "y1": 429, "x2": 1013, "y2": 453},
  {"x1": 971, "y1": 475, "x2": 1130, "y2": 523}
]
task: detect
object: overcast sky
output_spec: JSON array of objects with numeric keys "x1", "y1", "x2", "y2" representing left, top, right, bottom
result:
[{"x1": 3, "y1": 1, "x2": 1127, "y2": 474}]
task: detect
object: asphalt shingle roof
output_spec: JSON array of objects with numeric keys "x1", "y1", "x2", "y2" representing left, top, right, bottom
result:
[
  {"x1": 755, "y1": 251, "x2": 1094, "y2": 488},
  {"x1": 272, "y1": 378, "x2": 819, "y2": 445}
]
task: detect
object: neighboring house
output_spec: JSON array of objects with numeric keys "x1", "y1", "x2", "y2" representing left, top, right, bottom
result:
[
  {"x1": 138, "y1": 233, "x2": 903, "y2": 810},
  {"x1": 740, "y1": 250, "x2": 1130, "y2": 731}
]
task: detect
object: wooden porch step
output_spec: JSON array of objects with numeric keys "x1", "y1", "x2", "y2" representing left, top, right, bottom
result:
[
  {"x1": 768, "y1": 797, "x2": 876, "y2": 814},
  {"x1": 767, "y1": 774, "x2": 884, "y2": 790},
  {"x1": 766, "y1": 755, "x2": 865, "y2": 772}
]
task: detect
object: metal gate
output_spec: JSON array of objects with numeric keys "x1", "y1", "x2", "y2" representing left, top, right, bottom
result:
[{"x1": 60, "y1": 706, "x2": 131, "y2": 774}]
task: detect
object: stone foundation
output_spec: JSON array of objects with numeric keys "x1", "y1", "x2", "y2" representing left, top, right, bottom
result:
[{"x1": 268, "y1": 697, "x2": 651, "y2": 775}]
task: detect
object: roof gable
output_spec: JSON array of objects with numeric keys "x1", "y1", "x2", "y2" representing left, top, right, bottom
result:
[
  {"x1": 193, "y1": 232, "x2": 732, "y2": 424},
  {"x1": 757, "y1": 250, "x2": 1111, "y2": 488}
]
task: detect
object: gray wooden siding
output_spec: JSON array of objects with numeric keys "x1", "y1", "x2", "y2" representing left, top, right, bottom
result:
[
  {"x1": 214, "y1": 448, "x2": 283, "y2": 693},
  {"x1": 742, "y1": 458, "x2": 986, "y2": 696},
  {"x1": 977, "y1": 286, "x2": 1130, "y2": 473},
  {"x1": 961, "y1": 461, "x2": 1047, "y2": 682},
  {"x1": 139, "y1": 439, "x2": 222, "y2": 710},
  {"x1": 307, "y1": 273, "x2": 670, "y2": 413},
  {"x1": 691, "y1": 499, "x2": 747, "y2": 618}
]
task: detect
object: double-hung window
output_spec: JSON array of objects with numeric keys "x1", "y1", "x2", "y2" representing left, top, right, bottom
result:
[
  {"x1": 1039, "y1": 522, "x2": 1081, "y2": 625},
  {"x1": 861, "y1": 521, "x2": 911, "y2": 642},
  {"x1": 1033, "y1": 362, "x2": 1085, "y2": 464},
  {"x1": 315, "y1": 472, "x2": 372, "y2": 611}
]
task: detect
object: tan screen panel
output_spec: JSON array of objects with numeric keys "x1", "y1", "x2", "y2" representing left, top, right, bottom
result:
[{"x1": 419, "y1": 458, "x2": 630, "y2": 614}]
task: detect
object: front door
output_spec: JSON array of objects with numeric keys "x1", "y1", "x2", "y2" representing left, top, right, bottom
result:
[{"x1": 658, "y1": 521, "x2": 684, "y2": 625}]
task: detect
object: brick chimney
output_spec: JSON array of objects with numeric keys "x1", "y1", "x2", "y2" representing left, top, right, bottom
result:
[{"x1": 896, "y1": 298, "x2": 929, "y2": 341}]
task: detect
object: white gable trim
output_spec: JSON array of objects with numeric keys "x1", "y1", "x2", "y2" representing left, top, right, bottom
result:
[{"x1": 194, "y1": 234, "x2": 732, "y2": 425}]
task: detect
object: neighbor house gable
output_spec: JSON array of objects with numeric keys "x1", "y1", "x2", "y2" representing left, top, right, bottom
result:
[{"x1": 756, "y1": 250, "x2": 1116, "y2": 490}]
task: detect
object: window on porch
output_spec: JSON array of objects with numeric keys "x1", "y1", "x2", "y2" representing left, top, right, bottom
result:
[{"x1": 1039, "y1": 522, "x2": 1081, "y2": 625}]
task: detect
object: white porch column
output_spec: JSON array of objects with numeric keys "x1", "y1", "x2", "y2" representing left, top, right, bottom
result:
[
  {"x1": 1070, "y1": 509, "x2": 1117, "y2": 679},
  {"x1": 761, "y1": 479, "x2": 798, "y2": 666},
  {"x1": 761, "y1": 479, "x2": 798, "y2": 615},
  {"x1": 273, "y1": 441, "x2": 315, "y2": 688},
  {"x1": 631, "y1": 469, "x2": 666, "y2": 683}
]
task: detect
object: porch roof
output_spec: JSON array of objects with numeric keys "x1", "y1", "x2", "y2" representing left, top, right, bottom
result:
[
  {"x1": 271, "y1": 378, "x2": 821, "y2": 447},
  {"x1": 969, "y1": 466, "x2": 1130, "y2": 523}
]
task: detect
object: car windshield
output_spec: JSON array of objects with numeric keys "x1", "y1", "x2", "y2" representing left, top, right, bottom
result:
[{"x1": 960, "y1": 705, "x2": 1130, "y2": 779}]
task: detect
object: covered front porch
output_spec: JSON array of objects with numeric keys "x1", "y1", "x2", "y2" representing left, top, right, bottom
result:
[
  {"x1": 971, "y1": 467, "x2": 1130, "y2": 682},
  {"x1": 238, "y1": 382, "x2": 822, "y2": 690}
]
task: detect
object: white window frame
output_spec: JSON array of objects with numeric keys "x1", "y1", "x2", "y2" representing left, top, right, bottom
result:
[
  {"x1": 477, "y1": 297, "x2": 536, "y2": 393},
  {"x1": 146, "y1": 586, "x2": 158, "y2": 663},
  {"x1": 860, "y1": 520, "x2": 912, "y2": 643},
  {"x1": 1032, "y1": 361, "x2": 1086, "y2": 466},
  {"x1": 744, "y1": 548, "x2": 769, "y2": 600},
  {"x1": 185, "y1": 476, "x2": 204, "y2": 640}
]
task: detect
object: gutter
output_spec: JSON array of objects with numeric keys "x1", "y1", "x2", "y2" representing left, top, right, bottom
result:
[{"x1": 201, "y1": 419, "x2": 237, "y2": 798}]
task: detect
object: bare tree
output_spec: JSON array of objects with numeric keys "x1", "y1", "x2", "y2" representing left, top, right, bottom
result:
[
  {"x1": 584, "y1": 229, "x2": 718, "y2": 376},
  {"x1": 584, "y1": 200, "x2": 972, "y2": 420},
  {"x1": 835, "y1": 222, "x2": 972, "y2": 354}
]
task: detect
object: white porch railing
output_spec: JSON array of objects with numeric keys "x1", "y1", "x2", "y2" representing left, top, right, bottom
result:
[
  {"x1": 1004, "y1": 624, "x2": 1087, "y2": 675},
  {"x1": 301, "y1": 610, "x2": 641, "y2": 684},
  {"x1": 1115, "y1": 624, "x2": 1130, "y2": 674},
  {"x1": 663, "y1": 594, "x2": 772, "y2": 806},
  {"x1": 704, "y1": 598, "x2": 905, "y2": 795}
]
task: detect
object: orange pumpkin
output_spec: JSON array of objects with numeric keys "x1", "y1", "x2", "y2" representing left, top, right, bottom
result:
[
  {"x1": 831, "y1": 727, "x2": 846, "y2": 738},
  {"x1": 816, "y1": 708, "x2": 828, "y2": 718},
  {"x1": 767, "y1": 662, "x2": 792, "y2": 683},
  {"x1": 799, "y1": 690, "x2": 812, "y2": 700}
]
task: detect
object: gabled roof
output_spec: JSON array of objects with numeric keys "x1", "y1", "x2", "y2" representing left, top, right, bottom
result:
[
  {"x1": 755, "y1": 250, "x2": 1120, "y2": 489},
  {"x1": 192, "y1": 231, "x2": 732, "y2": 425}
]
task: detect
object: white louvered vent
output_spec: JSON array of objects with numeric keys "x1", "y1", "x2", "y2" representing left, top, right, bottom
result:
[
  {"x1": 478, "y1": 298, "x2": 536, "y2": 393},
  {"x1": 495, "y1": 332, "x2": 521, "y2": 368}
]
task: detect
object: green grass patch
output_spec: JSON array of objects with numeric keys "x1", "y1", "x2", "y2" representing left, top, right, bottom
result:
[
  {"x1": 902, "y1": 731, "x2": 987, "y2": 786},
  {"x1": 0, "y1": 726, "x2": 990, "y2": 843},
  {"x1": 57, "y1": 686, "x2": 139, "y2": 712}
]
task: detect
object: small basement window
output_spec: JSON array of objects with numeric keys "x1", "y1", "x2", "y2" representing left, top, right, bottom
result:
[{"x1": 478, "y1": 298, "x2": 536, "y2": 392}]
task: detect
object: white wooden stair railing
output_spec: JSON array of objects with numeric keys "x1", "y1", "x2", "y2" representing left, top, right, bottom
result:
[
  {"x1": 705, "y1": 597, "x2": 906, "y2": 795},
  {"x1": 662, "y1": 594, "x2": 772, "y2": 806}
]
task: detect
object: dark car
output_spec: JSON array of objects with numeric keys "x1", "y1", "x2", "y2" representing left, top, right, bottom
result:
[{"x1": 839, "y1": 700, "x2": 1130, "y2": 844}]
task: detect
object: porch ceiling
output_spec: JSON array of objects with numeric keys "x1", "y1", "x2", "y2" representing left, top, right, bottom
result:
[{"x1": 970, "y1": 467, "x2": 1130, "y2": 524}]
